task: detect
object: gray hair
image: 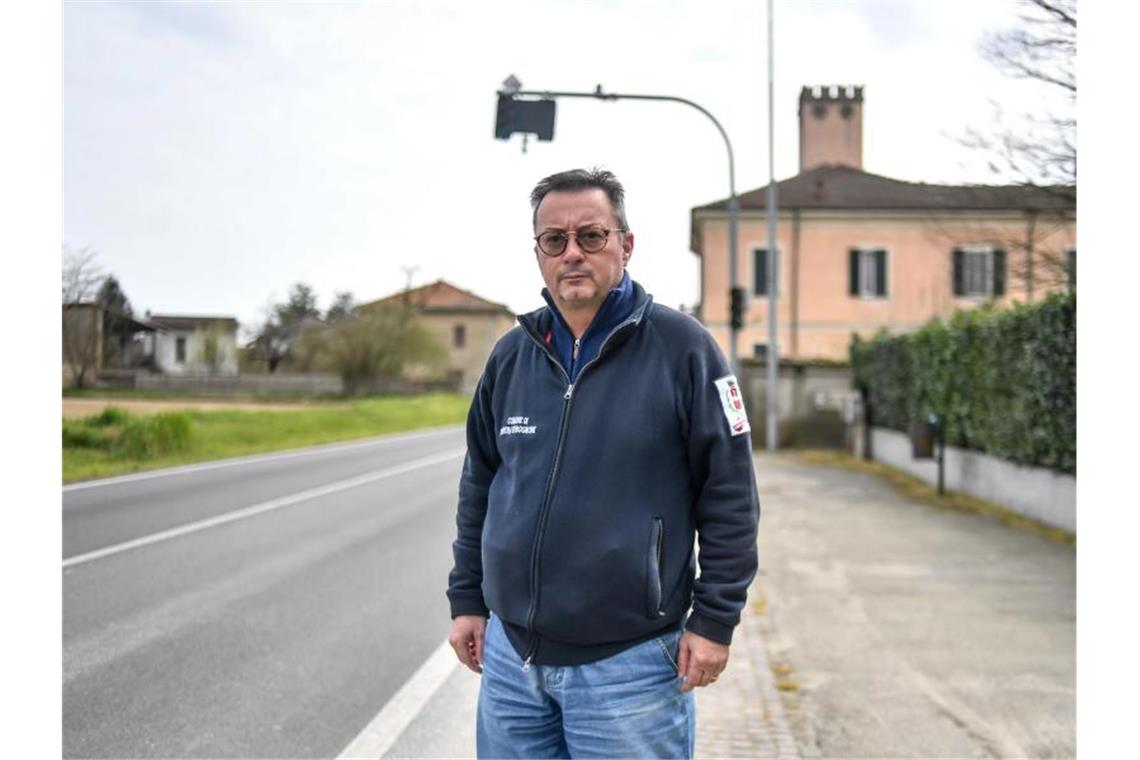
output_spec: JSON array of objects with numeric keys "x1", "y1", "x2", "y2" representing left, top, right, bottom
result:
[{"x1": 529, "y1": 168, "x2": 630, "y2": 232}]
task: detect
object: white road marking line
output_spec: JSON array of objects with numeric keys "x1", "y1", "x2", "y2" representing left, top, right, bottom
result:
[
  {"x1": 61, "y1": 448, "x2": 466, "y2": 568},
  {"x1": 338, "y1": 639, "x2": 460, "y2": 760},
  {"x1": 62, "y1": 424, "x2": 462, "y2": 492}
]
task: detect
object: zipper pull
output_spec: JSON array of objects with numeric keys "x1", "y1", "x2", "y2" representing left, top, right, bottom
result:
[
  {"x1": 522, "y1": 655, "x2": 533, "y2": 672},
  {"x1": 564, "y1": 384, "x2": 574, "y2": 400}
]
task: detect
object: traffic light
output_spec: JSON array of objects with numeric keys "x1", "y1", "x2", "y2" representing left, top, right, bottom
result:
[
  {"x1": 494, "y1": 94, "x2": 556, "y2": 141},
  {"x1": 730, "y1": 286, "x2": 746, "y2": 330}
]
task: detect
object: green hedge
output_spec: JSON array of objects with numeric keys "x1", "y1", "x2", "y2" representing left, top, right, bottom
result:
[{"x1": 850, "y1": 291, "x2": 1075, "y2": 474}]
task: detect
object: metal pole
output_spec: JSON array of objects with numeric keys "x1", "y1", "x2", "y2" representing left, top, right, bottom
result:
[
  {"x1": 937, "y1": 419, "x2": 946, "y2": 496},
  {"x1": 512, "y1": 87, "x2": 742, "y2": 377},
  {"x1": 727, "y1": 195, "x2": 740, "y2": 374},
  {"x1": 765, "y1": 0, "x2": 780, "y2": 452}
]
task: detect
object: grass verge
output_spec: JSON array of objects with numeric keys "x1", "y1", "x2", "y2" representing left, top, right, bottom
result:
[
  {"x1": 791, "y1": 449, "x2": 1075, "y2": 547},
  {"x1": 63, "y1": 393, "x2": 469, "y2": 483},
  {"x1": 62, "y1": 387, "x2": 340, "y2": 402}
]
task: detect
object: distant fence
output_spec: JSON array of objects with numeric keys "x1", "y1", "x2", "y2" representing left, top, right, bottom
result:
[
  {"x1": 108, "y1": 372, "x2": 460, "y2": 396},
  {"x1": 135, "y1": 372, "x2": 342, "y2": 395}
]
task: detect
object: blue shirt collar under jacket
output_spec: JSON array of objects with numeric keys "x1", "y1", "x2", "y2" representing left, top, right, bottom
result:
[{"x1": 540, "y1": 271, "x2": 636, "y2": 382}]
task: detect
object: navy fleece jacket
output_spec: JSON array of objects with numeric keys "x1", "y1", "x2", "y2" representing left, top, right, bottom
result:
[{"x1": 446, "y1": 278, "x2": 760, "y2": 666}]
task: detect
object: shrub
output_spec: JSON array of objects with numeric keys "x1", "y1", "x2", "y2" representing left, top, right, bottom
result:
[
  {"x1": 851, "y1": 291, "x2": 1075, "y2": 474},
  {"x1": 115, "y1": 413, "x2": 193, "y2": 459},
  {"x1": 62, "y1": 420, "x2": 113, "y2": 450},
  {"x1": 87, "y1": 406, "x2": 131, "y2": 427}
]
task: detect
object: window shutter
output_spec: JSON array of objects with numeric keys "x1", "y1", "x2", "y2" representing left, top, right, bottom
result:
[
  {"x1": 992, "y1": 249, "x2": 1006, "y2": 296},
  {"x1": 875, "y1": 249, "x2": 887, "y2": 297},
  {"x1": 754, "y1": 249, "x2": 768, "y2": 296},
  {"x1": 848, "y1": 249, "x2": 859, "y2": 296},
  {"x1": 952, "y1": 248, "x2": 964, "y2": 296}
]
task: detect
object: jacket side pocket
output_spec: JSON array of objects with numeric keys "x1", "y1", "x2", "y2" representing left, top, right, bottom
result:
[{"x1": 646, "y1": 517, "x2": 665, "y2": 619}]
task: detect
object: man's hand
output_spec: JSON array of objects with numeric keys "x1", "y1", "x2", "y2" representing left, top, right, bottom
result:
[
  {"x1": 676, "y1": 630, "x2": 730, "y2": 692},
  {"x1": 448, "y1": 615, "x2": 487, "y2": 674}
]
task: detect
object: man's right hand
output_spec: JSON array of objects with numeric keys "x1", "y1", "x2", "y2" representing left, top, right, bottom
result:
[{"x1": 448, "y1": 615, "x2": 487, "y2": 674}]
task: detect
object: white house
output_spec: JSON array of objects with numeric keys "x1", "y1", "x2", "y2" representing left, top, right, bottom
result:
[{"x1": 147, "y1": 314, "x2": 240, "y2": 376}]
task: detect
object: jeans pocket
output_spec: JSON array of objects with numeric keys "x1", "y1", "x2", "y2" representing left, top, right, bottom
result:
[{"x1": 655, "y1": 630, "x2": 682, "y2": 673}]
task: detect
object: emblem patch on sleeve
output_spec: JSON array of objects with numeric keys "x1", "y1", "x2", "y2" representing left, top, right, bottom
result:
[{"x1": 713, "y1": 375, "x2": 751, "y2": 436}]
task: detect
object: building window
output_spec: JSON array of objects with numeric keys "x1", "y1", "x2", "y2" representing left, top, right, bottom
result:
[
  {"x1": 752, "y1": 343, "x2": 768, "y2": 360},
  {"x1": 1067, "y1": 248, "x2": 1076, "y2": 290},
  {"x1": 453, "y1": 324, "x2": 466, "y2": 349},
  {"x1": 175, "y1": 336, "x2": 187, "y2": 363},
  {"x1": 953, "y1": 247, "x2": 1006, "y2": 298},
  {"x1": 753, "y1": 248, "x2": 779, "y2": 297},
  {"x1": 848, "y1": 248, "x2": 888, "y2": 298}
]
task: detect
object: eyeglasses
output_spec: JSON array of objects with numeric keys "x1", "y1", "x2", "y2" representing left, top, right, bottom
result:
[{"x1": 534, "y1": 225, "x2": 624, "y2": 257}]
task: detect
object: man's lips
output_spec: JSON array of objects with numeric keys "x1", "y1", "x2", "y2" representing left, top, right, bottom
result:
[{"x1": 560, "y1": 271, "x2": 590, "y2": 282}]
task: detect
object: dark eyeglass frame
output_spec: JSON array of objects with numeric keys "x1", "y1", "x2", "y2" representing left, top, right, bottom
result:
[{"x1": 534, "y1": 226, "x2": 625, "y2": 257}]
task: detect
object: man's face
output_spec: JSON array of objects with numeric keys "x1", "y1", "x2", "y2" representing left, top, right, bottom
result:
[{"x1": 534, "y1": 188, "x2": 634, "y2": 319}]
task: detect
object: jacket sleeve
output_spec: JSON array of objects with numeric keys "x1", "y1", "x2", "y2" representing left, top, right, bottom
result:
[
  {"x1": 446, "y1": 368, "x2": 501, "y2": 619},
  {"x1": 682, "y1": 333, "x2": 760, "y2": 645}
]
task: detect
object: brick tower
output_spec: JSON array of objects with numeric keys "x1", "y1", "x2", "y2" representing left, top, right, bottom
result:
[{"x1": 798, "y1": 84, "x2": 864, "y2": 172}]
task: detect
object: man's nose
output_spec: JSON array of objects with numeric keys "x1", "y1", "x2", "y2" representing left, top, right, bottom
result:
[{"x1": 562, "y1": 235, "x2": 587, "y2": 261}]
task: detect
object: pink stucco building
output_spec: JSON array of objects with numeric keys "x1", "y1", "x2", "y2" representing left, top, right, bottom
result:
[{"x1": 691, "y1": 85, "x2": 1075, "y2": 363}]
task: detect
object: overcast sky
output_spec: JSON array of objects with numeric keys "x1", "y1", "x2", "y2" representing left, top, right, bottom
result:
[{"x1": 64, "y1": 0, "x2": 1044, "y2": 334}]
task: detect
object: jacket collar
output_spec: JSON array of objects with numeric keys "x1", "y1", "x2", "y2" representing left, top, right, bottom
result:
[{"x1": 518, "y1": 274, "x2": 653, "y2": 344}]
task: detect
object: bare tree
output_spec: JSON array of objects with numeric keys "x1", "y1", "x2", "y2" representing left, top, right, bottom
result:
[
  {"x1": 62, "y1": 246, "x2": 105, "y2": 388},
  {"x1": 944, "y1": 0, "x2": 1077, "y2": 298},
  {"x1": 964, "y1": 0, "x2": 1076, "y2": 195},
  {"x1": 62, "y1": 245, "x2": 103, "y2": 304}
]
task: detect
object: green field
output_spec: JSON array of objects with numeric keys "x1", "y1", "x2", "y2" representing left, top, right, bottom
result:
[{"x1": 63, "y1": 393, "x2": 469, "y2": 483}]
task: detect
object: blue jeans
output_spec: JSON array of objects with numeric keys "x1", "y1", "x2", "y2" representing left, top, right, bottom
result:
[{"x1": 476, "y1": 615, "x2": 696, "y2": 759}]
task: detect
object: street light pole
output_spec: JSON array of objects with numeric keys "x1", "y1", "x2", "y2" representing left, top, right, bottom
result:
[
  {"x1": 509, "y1": 85, "x2": 743, "y2": 377},
  {"x1": 765, "y1": 0, "x2": 780, "y2": 451}
]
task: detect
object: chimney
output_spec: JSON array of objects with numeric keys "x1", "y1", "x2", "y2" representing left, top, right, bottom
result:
[{"x1": 798, "y1": 84, "x2": 864, "y2": 172}]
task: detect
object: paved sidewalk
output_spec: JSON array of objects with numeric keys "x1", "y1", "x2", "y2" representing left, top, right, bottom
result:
[
  {"x1": 754, "y1": 452, "x2": 1075, "y2": 759},
  {"x1": 694, "y1": 579, "x2": 801, "y2": 759}
]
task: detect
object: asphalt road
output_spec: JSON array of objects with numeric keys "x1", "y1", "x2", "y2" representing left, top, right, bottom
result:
[{"x1": 63, "y1": 425, "x2": 468, "y2": 759}]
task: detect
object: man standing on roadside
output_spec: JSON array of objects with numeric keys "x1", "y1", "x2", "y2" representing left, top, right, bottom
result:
[{"x1": 447, "y1": 168, "x2": 759, "y2": 758}]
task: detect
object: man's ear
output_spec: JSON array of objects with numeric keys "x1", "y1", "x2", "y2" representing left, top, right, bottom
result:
[{"x1": 621, "y1": 231, "x2": 634, "y2": 265}]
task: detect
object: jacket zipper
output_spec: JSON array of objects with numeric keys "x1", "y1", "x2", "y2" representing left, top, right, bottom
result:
[{"x1": 518, "y1": 313, "x2": 643, "y2": 669}]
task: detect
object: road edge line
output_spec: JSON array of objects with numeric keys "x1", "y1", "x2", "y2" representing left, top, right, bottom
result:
[
  {"x1": 337, "y1": 639, "x2": 460, "y2": 759},
  {"x1": 62, "y1": 448, "x2": 465, "y2": 568},
  {"x1": 63, "y1": 424, "x2": 462, "y2": 492}
]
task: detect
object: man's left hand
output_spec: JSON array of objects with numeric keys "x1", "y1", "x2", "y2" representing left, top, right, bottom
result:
[{"x1": 676, "y1": 630, "x2": 730, "y2": 692}]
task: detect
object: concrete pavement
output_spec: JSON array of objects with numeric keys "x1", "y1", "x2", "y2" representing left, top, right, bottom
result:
[{"x1": 754, "y1": 452, "x2": 1075, "y2": 759}]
